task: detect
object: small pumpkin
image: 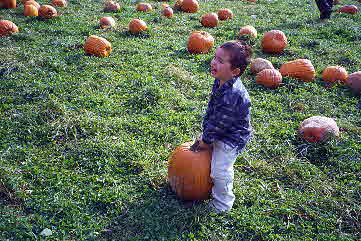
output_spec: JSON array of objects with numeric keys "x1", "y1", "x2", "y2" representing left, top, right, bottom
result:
[
  {"x1": 337, "y1": 5, "x2": 358, "y2": 14},
  {"x1": 187, "y1": 31, "x2": 214, "y2": 54},
  {"x1": 162, "y1": 6, "x2": 173, "y2": 18},
  {"x1": 201, "y1": 13, "x2": 219, "y2": 28},
  {"x1": 261, "y1": 30, "x2": 288, "y2": 54},
  {"x1": 99, "y1": 16, "x2": 116, "y2": 28},
  {"x1": 0, "y1": 20, "x2": 19, "y2": 37},
  {"x1": 84, "y1": 35, "x2": 112, "y2": 57},
  {"x1": 322, "y1": 66, "x2": 348, "y2": 83},
  {"x1": 24, "y1": 0, "x2": 40, "y2": 9},
  {"x1": 217, "y1": 8, "x2": 233, "y2": 20},
  {"x1": 280, "y1": 59, "x2": 315, "y2": 82},
  {"x1": 168, "y1": 142, "x2": 212, "y2": 201},
  {"x1": 51, "y1": 0, "x2": 67, "y2": 7},
  {"x1": 24, "y1": 3, "x2": 38, "y2": 16},
  {"x1": 128, "y1": 18, "x2": 147, "y2": 34},
  {"x1": 38, "y1": 5, "x2": 57, "y2": 19},
  {"x1": 180, "y1": 0, "x2": 199, "y2": 13},
  {"x1": 250, "y1": 58, "x2": 274, "y2": 74},
  {"x1": 256, "y1": 69, "x2": 282, "y2": 88},
  {"x1": 136, "y1": 2, "x2": 152, "y2": 12},
  {"x1": 104, "y1": 0, "x2": 120, "y2": 12},
  {"x1": 239, "y1": 25, "x2": 257, "y2": 39},
  {"x1": 344, "y1": 71, "x2": 361, "y2": 91},
  {"x1": 299, "y1": 116, "x2": 339, "y2": 143}
]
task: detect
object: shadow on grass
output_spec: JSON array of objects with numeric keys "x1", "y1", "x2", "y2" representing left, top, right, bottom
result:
[{"x1": 99, "y1": 184, "x2": 213, "y2": 240}]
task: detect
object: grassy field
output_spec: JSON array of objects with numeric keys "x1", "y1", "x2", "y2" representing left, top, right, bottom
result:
[{"x1": 1, "y1": 0, "x2": 360, "y2": 240}]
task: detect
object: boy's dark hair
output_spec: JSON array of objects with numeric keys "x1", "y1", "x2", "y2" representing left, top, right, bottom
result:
[{"x1": 220, "y1": 40, "x2": 253, "y2": 76}]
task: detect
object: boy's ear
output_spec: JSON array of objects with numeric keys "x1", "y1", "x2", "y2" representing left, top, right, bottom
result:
[{"x1": 232, "y1": 67, "x2": 241, "y2": 77}]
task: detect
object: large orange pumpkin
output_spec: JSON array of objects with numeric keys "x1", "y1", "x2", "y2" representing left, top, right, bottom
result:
[
  {"x1": 200, "y1": 13, "x2": 218, "y2": 28},
  {"x1": 344, "y1": 71, "x2": 361, "y2": 92},
  {"x1": 250, "y1": 58, "x2": 274, "y2": 74},
  {"x1": 180, "y1": 0, "x2": 199, "y2": 13},
  {"x1": 51, "y1": 0, "x2": 67, "y2": 7},
  {"x1": 256, "y1": 69, "x2": 282, "y2": 88},
  {"x1": 136, "y1": 2, "x2": 152, "y2": 12},
  {"x1": 84, "y1": 35, "x2": 112, "y2": 57},
  {"x1": 299, "y1": 116, "x2": 339, "y2": 143},
  {"x1": 162, "y1": 6, "x2": 173, "y2": 18},
  {"x1": 24, "y1": 3, "x2": 38, "y2": 16},
  {"x1": 279, "y1": 59, "x2": 315, "y2": 82},
  {"x1": 24, "y1": 0, "x2": 40, "y2": 9},
  {"x1": 337, "y1": 5, "x2": 358, "y2": 14},
  {"x1": 217, "y1": 8, "x2": 233, "y2": 20},
  {"x1": 128, "y1": 18, "x2": 147, "y2": 34},
  {"x1": 239, "y1": 25, "x2": 257, "y2": 39},
  {"x1": 38, "y1": 5, "x2": 57, "y2": 19},
  {"x1": 187, "y1": 31, "x2": 214, "y2": 54},
  {"x1": 261, "y1": 30, "x2": 288, "y2": 54},
  {"x1": 168, "y1": 142, "x2": 212, "y2": 201},
  {"x1": 322, "y1": 66, "x2": 348, "y2": 83},
  {"x1": 0, "y1": 20, "x2": 19, "y2": 37}
]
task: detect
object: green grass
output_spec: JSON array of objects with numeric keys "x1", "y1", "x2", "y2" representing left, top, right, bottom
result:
[{"x1": 1, "y1": 0, "x2": 360, "y2": 240}]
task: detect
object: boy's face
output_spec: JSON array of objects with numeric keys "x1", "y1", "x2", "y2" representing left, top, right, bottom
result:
[{"x1": 210, "y1": 47, "x2": 240, "y2": 83}]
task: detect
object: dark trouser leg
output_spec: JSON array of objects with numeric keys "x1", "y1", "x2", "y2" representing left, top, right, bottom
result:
[{"x1": 315, "y1": 0, "x2": 332, "y2": 19}]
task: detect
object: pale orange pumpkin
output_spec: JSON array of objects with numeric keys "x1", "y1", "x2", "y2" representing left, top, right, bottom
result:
[
  {"x1": 337, "y1": 5, "x2": 358, "y2": 14},
  {"x1": 0, "y1": 20, "x2": 19, "y2": 37},
  {"x1": 322, "y1": 66, "x2": 348, "y2": 83},
  {"x1": 38, "y1": 5, "x2": 57, "y2": 19},
  {"x1": 104, "y1": 0, "x2": 120, "y2": 12},
  {"x1": 24, "y1": 3, "x2": 38, "y2": 16},
  {"x1": 250, "y1": 58, "x2": 274, "y2": 74},
  {"x1": 261, "y1": 30, "x2": 288, "y2": 54},
  {"x1": 51, "y1": 0, "x2": 67, "y2": 7},
  {"x1": 128, "y1": 18, "x2": 147, "y2": 34},
  {"x1": 84, "y1": 35, "x2": 112, "y2": 57},
  {"x1": 181, "y1": 0, "x2": 199, "y2": 13},
  {"x1": 187, "y1": 31, "x2": 214, "y2": 54},
  {"x1": 162, "y1": 6, "x2": 173, "y2": 18},
  {"x1": 24, "y1": 0, "x2": 40, "y2": 9},
  {"x1": 239, "y1": 25, "x2": 257, "y2": 39},
  {"x1": 280, "y1": 59, "x2": 315, "y2": 82},
  {"x1": 99, "y1": 16, "x2": 116, "y2": 28},
  {"x1": 299, "y1": 116, "x2": 339, "y2": 143},
  {"x1": 136, "y1": 2, "x2": 152, "y2": 12},
  {"x1": 168, "y1": 142, "x2": 212, "y2": 201},
  {"x1": 200, "y1": 13, "x2": 218, "y2": 28},
  {"x1": 344, "y1": 71, "x2": 361, "y2": 91},
  {"x1": 217, "y1": 8, "x2": 233, "y2": 20},
  {"x1": 256, "y1": 69, "x2": 282, "y2": 88}
]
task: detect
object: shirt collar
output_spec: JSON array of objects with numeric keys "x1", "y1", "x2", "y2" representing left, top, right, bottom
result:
[{"x1": 215, "y1": 77, "x2": 238, "y2": 90}]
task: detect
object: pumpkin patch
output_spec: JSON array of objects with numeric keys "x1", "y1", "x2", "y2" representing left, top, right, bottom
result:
[{"x1": 187, "y1": 31, "x2": 214, "y2": 54}]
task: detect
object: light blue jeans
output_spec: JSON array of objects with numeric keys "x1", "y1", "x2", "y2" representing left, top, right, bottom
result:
[{"x1": 209, "y1": 141, "x2": 240, "y2": 212}]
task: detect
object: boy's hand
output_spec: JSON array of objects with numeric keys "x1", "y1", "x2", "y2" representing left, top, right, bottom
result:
[{"x1": 190, "y1": 138, "x2": 209, "y2": 152}]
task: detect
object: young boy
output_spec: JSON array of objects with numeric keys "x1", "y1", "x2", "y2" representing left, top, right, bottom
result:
[
  {"x1": 315, "y1": 0, "x2": 334, "y2": 20},
  {"x1": 195, "y1": 40, "x2": 253, "y2": 213}
]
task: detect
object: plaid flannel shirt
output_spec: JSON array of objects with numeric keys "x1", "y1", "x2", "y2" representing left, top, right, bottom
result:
[{"x1": 202, "y1": 77, "x2": 252, "y2": 151}]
